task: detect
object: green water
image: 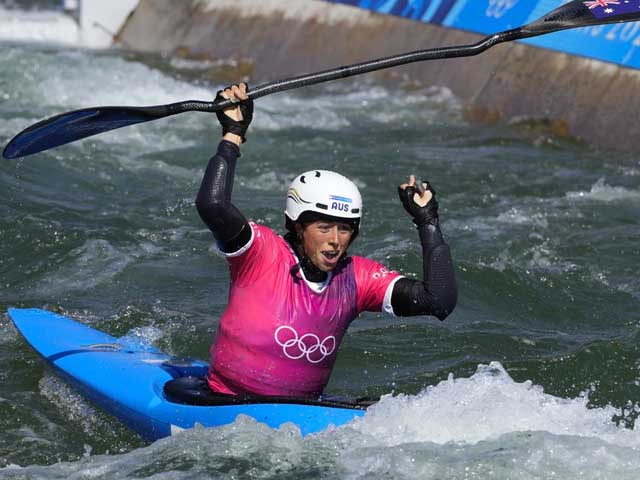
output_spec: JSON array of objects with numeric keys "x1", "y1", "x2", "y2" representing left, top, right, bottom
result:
[{"x1": 1, "y1": 44, "x2": 639, "y2": 478}]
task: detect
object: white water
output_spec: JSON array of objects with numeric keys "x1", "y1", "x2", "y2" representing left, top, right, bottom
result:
[
  {"x1": 566, "y1": 178, "x2": 640, "y2": 203},
  {"x1": 2, "y1": 362, "x2": 638, "y2": 479},
  {"x1": 0, "y1": 1, "x2": 137, "y2": 48},
  {"x1": 0, "y1": 6, "x2": 78, "y2": 46}
]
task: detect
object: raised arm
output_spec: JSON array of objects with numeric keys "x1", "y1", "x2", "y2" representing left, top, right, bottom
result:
[
  {"x1": 195, "y1": 83, "x2": 254, "y2": 253},
  {"x1": 391, "y1": 176, "x2": 457, "y2": 320}
]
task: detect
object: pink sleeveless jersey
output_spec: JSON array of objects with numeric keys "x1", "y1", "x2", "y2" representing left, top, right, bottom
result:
[{"x1": 208, "y1": 222, "x2": 401, "y2": 397}]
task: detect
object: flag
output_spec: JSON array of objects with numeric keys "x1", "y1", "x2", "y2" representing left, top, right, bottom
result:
[{"x1": 584, "y1": 0, "x2": 640, "y2": 20}]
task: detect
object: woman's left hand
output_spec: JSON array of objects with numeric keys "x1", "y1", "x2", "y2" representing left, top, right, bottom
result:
[{"x1": 398, "y1": 175, "x2": 439, "y2": 226}]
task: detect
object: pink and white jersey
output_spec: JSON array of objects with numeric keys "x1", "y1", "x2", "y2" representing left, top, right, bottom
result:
[{"x1": 208, "y1": 222, "x2": 402, "y2": 397}]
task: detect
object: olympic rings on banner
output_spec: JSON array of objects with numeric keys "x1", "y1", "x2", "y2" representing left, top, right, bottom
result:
[{"x1": 274, "y1": 325, "x2": 336, "y2": 364}]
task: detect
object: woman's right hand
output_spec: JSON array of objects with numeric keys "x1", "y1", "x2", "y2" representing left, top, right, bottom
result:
[{"x1": 216, "y1": 83, "x2": 254, "y2": 145}]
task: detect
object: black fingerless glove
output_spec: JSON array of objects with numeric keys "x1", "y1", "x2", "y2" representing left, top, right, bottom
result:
[
  {"x1": 398, "y1": 182, "x2": 439, "y2": 226},
  {"x1": 215, "y1": 89, "x2": 254, "y2": 143}
]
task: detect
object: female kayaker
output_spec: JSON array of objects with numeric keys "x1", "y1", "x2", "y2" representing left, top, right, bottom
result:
[{"x1": 196, "y1": 83, "x2": 457, "y2": 398}]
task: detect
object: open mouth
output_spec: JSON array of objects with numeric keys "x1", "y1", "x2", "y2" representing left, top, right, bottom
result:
[{"x1": 322, "y1": 251, "x2": 340, "y2": 261}]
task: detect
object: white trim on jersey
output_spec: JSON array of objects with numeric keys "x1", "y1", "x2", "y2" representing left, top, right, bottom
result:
[{"x1": 382, "y1": 275, "x2": 404, "y2": 317}]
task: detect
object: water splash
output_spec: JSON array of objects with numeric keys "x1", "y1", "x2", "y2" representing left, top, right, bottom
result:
[
  {"x1": 566, "y1": 178, "x2": 640, "y2": 203},
  {"x1": 347, "y1": 362, "x2": 636, "y2": 446},
  {"x1": 3, "y1": 362, "x2": 639, "y2": 478},
  {"x1": 0, "y1": 6, "x2": 78, "y2": 46}
]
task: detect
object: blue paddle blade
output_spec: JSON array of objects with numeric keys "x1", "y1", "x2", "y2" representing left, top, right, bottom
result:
[
  {"x1": 1, "y1": 100, "x2": 221, "y2": 160},
  {"x1": 2, "y1": 106, "x2": 170, "y2": 159}
]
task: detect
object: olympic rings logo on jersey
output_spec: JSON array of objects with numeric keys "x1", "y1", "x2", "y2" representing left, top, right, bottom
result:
[
  {"x1": 486, "y1": 0, "x2": 518, "y2": 18},
  {"x1": 274, "y1": 326, "x2": 336, "y2": 364}
]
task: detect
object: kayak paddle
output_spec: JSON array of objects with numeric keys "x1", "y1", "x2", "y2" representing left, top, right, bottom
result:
[{"x1": 4, "y1": 0, "x2": 640, "y2": 159}]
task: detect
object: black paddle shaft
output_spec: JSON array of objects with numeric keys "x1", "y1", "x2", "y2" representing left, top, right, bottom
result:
[
  {"x1": 245, "y1": 31, "x2": 514, "y2": 104},
  {"x1": 245, "y1": 1, "x2": 640, "y2": 104},
  {"x1": 4, "y1": 0, "x2": 640, "y2": 159}
]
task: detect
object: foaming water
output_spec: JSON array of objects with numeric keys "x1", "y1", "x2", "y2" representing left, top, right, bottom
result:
[
  {"x1": 0, "y1": 6, "x2": 78, "y2": 46},
  {"x1": 0, "y1": 48, "x2": 213, "y2": 136},
  {"x1": 38, "y1": 374, "x2": 128, "y2": 441},
  {"x1": 566, "y1": 178, "x2": 640, "y2": 203},
  {"x1": 255, "y1": 85, "x2": 462, "y2": 132},
  {"x1": 335, "y1": 363, "x2": 640, "y2": 478},
  {"x1": 2, "y1": 363, "x2": 639, "y2": 479},
  {"x1": 350, "y1": 363, "x2": 636, "y2": 446}
]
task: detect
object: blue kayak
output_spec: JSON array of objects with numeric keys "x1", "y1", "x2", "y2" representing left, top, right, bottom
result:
[{"x1": 8, "y1": 308, "x2": 371, "y2": 440}]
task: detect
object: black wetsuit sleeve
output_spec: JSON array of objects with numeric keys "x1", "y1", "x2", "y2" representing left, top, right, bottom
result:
[
  {"x1": 195, "y1": 140, "x2": 252, "y2": 253},
  {"x1": 390, "y1": 224, "x2": 457, "y2": 320}
]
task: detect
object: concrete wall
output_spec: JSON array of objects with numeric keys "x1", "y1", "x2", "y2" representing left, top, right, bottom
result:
[{"x1": 117, "y1": 0, "x2": 640, "y2": 151}]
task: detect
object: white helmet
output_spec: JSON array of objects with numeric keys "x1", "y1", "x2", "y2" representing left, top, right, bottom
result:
[{"x1": 285, "y1": 170, "x2": 362, "y2": 235}]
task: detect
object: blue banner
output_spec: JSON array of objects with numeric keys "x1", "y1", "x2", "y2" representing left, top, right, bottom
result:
[{"x1": 328, "y1": 0, "x2": 640, "y2": 69}]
